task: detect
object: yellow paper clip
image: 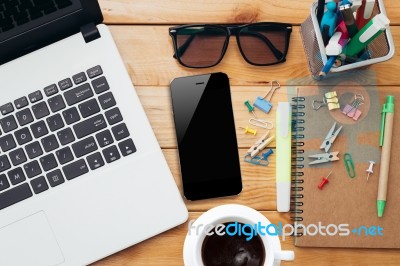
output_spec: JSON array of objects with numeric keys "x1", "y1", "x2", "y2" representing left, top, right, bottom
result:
[
  {"x1": 325, "y1": 91, "x2": 340, "y2": 110},
  {"x1": 239, "y1": 126, "x2": 257, "y2": 135}
]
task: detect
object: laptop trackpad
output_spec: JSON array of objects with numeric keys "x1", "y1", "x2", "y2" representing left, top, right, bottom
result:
[{"x1": 0, "y1": 211, "x2": 64, "y2": 266}]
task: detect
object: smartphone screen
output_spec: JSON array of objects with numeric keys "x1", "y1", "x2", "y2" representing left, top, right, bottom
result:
[{"x1": 170, "y1": 73, "x2": 242, "y2": 200}]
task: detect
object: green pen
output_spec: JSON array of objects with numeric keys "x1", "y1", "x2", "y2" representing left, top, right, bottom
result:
[
  {"x1": 377, "y1": 96, "x2": 395, "y2": 217},
  {"x1": 345, "y1": 14, "x2": 390, "y2": 58}
]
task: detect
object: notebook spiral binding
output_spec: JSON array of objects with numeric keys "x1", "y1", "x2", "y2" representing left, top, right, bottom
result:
[{"x1": 291, "y1": 96, "x2": 305, "y2": 237}]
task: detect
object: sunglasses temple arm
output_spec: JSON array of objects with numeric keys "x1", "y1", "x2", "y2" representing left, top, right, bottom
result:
[
  {"x1": 172, "y1": 33, "x2": 197, "y2": 59},
  {"x1": 241, "y1": 32, "x2": 284, "y2": 60}
]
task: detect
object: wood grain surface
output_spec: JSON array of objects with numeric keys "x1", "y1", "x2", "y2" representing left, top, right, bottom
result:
[{"x1": 93, "y1": 1, "x2": 400, "y2": 265}]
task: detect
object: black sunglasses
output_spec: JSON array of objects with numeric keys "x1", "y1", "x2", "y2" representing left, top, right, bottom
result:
[{"x1": 169, "y1": 22, "x2": 292, "y2": 68}]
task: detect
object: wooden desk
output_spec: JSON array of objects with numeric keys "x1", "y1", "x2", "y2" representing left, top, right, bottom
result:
[{"x1": 94, "y1": 1, "x2": 400, "y2": 265}]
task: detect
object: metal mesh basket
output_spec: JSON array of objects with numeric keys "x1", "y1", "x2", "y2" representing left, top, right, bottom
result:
[{"x1": 300, "y1": 0, "x2": 395, "y2": 79}]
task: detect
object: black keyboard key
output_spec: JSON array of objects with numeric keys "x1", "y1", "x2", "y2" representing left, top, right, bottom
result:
[
  {"x1": 0, "y1": 103, "x2": 14, "y2": 115},
  {"x1": 28, "y1": 91, "x2": 43, "y2": 103},
  {"x1": 87, "y1": 65, "x2": 103, "y2": 79},
  {"x1": 56, "y1": 146, "x2": 74, "y2": 165},
  {"x1": 40, "y1": 154, "x2": 58, "y2": 172},
  {"x1": 72, "y1": 72, "x2": 87, "y2": 85},
  {"x1": 0, "y1": 134, "x2": 16, "y2": 152},
  {"x1": 47, "y1": 114, "x2": 64, "y2": 132},
  {"x1": 119, "y1": 139, "x2": 137, "y2": 156},
  {"x1": 46, "y1": 169, "x2": 64, "y2": 187},
  {"x1": 0, "y1": 155, "x2": 11, "y2": 173},
  {"x1": 73, "y1": 114, "x2": 107, "y2": 139},
  {"x1": 14, "y1": 96, "x2": 28, "y2": 109},
  {"x1": 96, "y1": 130, "x2": 113, "y2": 148},
  {"x1": 105, "y1": 107, "x2": 123, "y2": 125},
  {"x1": 16, "y1": 108, "x2": 34, "y2": 126},
  {"x1": 24, "y1": 160, "x2": 42, "y2": 178},
  {"x1": 30, "y1": 121, "x2": 48, "y2": 138},
  {"x1": 72, "y1": 136, "x2": 98, "y2": 158},
  {"x1": 64, "y1": 83, "x2": 94, "y2": 106},
  {"x1": 14, "y1": 127, "x2": 32, "y2": 145},
  {"x1": 103, "y1": 145, "x2": 120, "y2": 163},
  {"x1": 62, "y1": 107, "x2": 80, "y2": 125},
  {"x1": 92, "y1": 76, "x2": 110, "y2": 94},
  {"x1": 63, "y1": 159, "x2": 88, "y2": 180},
  {"x1": 112, "y1": 123, "x2": 130, "y2": 141},
  {"x1": 57, "y1": 128, "x2": 75, "y2": 146},
  {"x1": 41, "y1": 135, "x2": 59, "y2": 152},
  {"x1": 0, "y1": 174, "x2": 10, "y2": 192},
  {"x1": 9, "y1": 148, "x2": 27, "y2": 166},
  {"x1": 44, "y1": 84, "x2": 58, "y2": 96},
  {"x1": 87, "y1": 152, "x2": 104, "y2": 170},
  {"x1": 32, "y1": 101, "x2": 50, "y2": 119},
  {"x1": 98, "y1": 92, "x2": 116, "y2": 110},
  {"x1": 25, "y1": 141, "x2": 43, "y2": 159},
  {"x1": 79, "y1": 98, "x2": 100, "y2": 118},
  {"x1": 48, "y1": 95, "x2": 66, "y2": 113},
  {"x1": 58, "y1": 78, "x2": 73, "y2": 91},
  {"x1": 0, "y1": 183, "x2": 32, "y2": 210},
  {"x1": 31, "y1": 176, "x2": 48, "y2": 194},
  {"x1": 1, "y1": 115, "x2": 18, "y2": 133},
  {"x1": 8, "y1": 167, "x2": 26, "y2": 185}
]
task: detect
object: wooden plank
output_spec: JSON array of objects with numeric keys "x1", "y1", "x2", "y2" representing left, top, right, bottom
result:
[
  {"x1": 99, "y1": 0, "x2": 400, "y2": 26},
  {"x1": 109, "y1": 25, "x2": 400, "y2": 86},
  {"x1": 93, "y1": 212, "x2": 400, "y2": 266},
  {"x1": 163, "y1": 149, "x2": 277, "y2": 212}
]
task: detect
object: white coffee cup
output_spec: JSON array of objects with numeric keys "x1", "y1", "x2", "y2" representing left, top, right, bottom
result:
[{"x1": 183, "y1": 204, "x2": 294, "y2": 266}]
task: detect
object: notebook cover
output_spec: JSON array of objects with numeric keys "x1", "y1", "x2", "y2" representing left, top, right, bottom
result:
[{"x1": 293, "y1": 86, "x2": 400, "y2": 248}]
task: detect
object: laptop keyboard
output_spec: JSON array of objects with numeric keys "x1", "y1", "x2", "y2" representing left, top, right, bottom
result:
[
  {"x1": 0, "y1": 65, "x2": 137, "y2": 210},
  {"x1": 0, "y1": 0, "x2": 73, "y2": 32}
]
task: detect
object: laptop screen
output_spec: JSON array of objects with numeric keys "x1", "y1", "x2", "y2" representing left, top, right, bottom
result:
[
  {"x1": 0, "y1": 0, "x2": 82, "y2": 43},
  {"x1": 0, "y1": 0, "x2": 102, "y2": 65}
]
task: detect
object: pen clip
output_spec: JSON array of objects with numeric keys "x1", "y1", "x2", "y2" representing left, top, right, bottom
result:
[
  {"x1": 380, "y1": 104, "x2": 388, "y2": 147},
  {"x1": 364, "y1": 0, "x2": 375, "y2": 20}
]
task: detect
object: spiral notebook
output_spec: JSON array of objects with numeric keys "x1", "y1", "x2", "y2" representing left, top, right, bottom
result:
[{"x1": 292, "y1": 86, "x2": 400, "y2": 248}]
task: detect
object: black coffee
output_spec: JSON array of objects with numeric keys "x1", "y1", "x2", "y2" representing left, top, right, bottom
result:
[{"x1": 201, "y1": 222, "x2": 266, "y2": 266}]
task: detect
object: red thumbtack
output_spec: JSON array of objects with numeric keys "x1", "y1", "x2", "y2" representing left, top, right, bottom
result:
[{"x1": 318, "y1": 170, "x2": 333, "y2": 190}]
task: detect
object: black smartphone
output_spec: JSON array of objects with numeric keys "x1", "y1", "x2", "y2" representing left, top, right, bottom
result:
[{"x1": 170, "y1": 73, "x2": 242, "y2": 200}]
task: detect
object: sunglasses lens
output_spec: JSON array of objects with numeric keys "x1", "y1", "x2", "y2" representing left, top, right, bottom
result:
[
  {"x1": 175, "y1": 26, "x2": 227, "y2": 68},
  {"x1": 238, "y1": 24, "x2": 287, "y2": 65}
]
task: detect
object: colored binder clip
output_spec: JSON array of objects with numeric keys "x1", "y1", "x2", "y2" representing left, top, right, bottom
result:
[
  {"x1": 342, "y1": 94, "x2": 364, "y2": 121},
  {"x1": 312, "y1": 91, "x2": 340, "y2": 111},
  {"x1": 309, "y1": 152, "x2": 340, "y2": 165},
  {"x1": 321, "y1": 122, "x2": 343, "y2": 152},
  {"x1": 253, "y1": 81, "x2": 280, "y2": 113}
]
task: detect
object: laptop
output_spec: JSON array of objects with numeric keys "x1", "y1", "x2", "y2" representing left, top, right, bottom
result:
[{"x1": 0, "y1": 1, "x2": 188, "y2": 265}]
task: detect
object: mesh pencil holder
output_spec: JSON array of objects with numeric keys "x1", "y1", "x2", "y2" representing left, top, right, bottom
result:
[{"x1": 300, "y1": 0, "x2": 395, "y2": 79}]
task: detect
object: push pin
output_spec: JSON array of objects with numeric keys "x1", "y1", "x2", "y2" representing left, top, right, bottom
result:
[
  {"x1": 318, "y1": 170, "x2": 333, "y2": 190},
  {"x1": 244, "y1": 100, "x2": 257, "y2": 118},
  {"x1": 239, "y1": 126, "x2": 257, "y2": 135},
  {"x1": 253, "y1": 81, "x2": 280, "y2": 113},
  {"x1": 366, "y1": 161, "x2": 375, "y2": 181}
]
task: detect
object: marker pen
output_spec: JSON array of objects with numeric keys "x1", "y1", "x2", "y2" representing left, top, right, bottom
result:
[
  {"x1": 345, "y1": 13, "x2": 390, "y2": 57},
  {"x1": 340, "y1": 4, "x2": 358, "y2": 38}
]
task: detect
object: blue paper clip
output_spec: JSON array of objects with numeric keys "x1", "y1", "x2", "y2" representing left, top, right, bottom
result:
[
  {"x1": 244, "y1": 149, "x2": 274, "y2": 166},
  {"x1": 253, "y1": 81, "x2": 280, "y2": 113}
]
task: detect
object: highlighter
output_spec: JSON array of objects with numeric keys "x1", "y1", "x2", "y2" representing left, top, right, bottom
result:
[
  {"x1": 276, "y1": 102, "x2": 292, "y2": 212},
  {"x1": 356, "y1": 0, "x2": 375, "y2": 29},
  {"x1": 344, "y1": 14, "x2": 390, "y2": 57}
]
